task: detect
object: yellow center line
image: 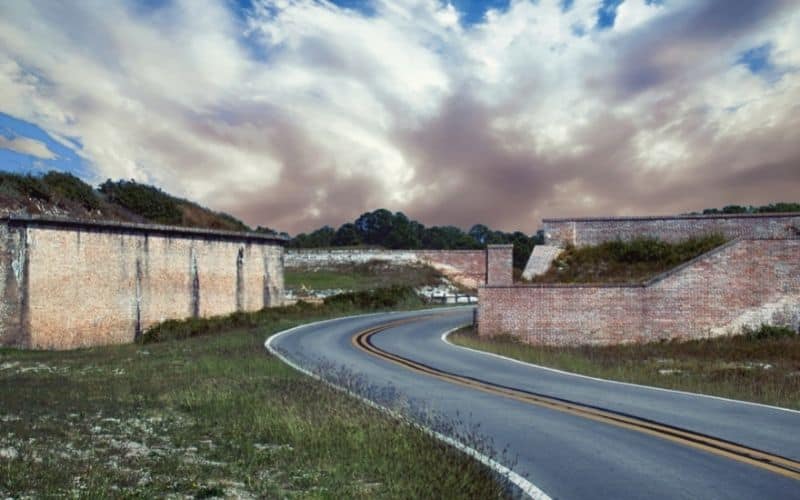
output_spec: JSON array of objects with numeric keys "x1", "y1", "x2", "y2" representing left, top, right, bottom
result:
[{"x1": 351, "y1": 315, "x2": 800, "y2": 482}]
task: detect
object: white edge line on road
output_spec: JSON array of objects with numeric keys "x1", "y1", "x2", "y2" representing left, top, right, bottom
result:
[
  {"x1": 441, "y1": 328, "x2": 800, "y2": 415},
  {"x1": 264, "y1": 310, "x2": 551, "y2": 500}
]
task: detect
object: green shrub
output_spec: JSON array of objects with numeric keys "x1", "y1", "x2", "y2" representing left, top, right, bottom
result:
[
  {"x1": 323, "y1": 285, "x2": 422, "y2": 310},
  {"x1": 0, "y1": 172, "x2": 52, "y2": 201},
  {"x1": 42, "y1": 171, "x2": 101, "y2": 210},
  {"x1": 533, "y1": 233, "x2": 727, "y2": 284},
  {"x1": 99, "y1": 179, "x2": 183, "y2": 225},
  {"x1": 742, "y1": 324, "x2": 797, "y2": 340}
]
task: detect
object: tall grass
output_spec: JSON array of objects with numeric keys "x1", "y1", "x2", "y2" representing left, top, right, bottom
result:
[
  {"x1": 1, "y1": 296, "x2": 508, "y2": 498},
  {"x1": 530, "y1": 234, "x2": 727, "y2": 283},
  {"x1": 449, "y1": 326, "x2": 800, "y2": 410}
]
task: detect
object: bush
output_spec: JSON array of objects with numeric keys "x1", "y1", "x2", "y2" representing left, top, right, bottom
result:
[
  {"x1": 0, "y1": 172, "x2": 52, "y2": 201},
  {"x1": 99, "y1": 179, "x2": 183, "y2": 225},
  {"x1": 533, "y1": 234, "x2": 727, "y2": 283},
  {"x1": 323, "y1": 285, "x2": 422, "y2": 310},
  {"x1": 742, "y1": 324, "x2": 797, "y2": 340},
  {"x1": 42, "y1": 171, "x2": 101, "y2": 210}
]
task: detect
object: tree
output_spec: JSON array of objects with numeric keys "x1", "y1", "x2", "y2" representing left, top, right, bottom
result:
[{"x1": 332, "y1": 223, "x2": 361, "y2": 246}]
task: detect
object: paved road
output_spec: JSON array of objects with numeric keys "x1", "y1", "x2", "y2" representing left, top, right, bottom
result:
[{"x1": 268, "y1": 307, "x2": 800, "y2": 499}]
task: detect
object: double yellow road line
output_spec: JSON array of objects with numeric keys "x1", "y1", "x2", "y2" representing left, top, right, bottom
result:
[{"x1": 352, "y1": 315, "x2": 800, "y2": 481}]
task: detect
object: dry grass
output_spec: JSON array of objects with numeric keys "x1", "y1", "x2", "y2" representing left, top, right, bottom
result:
[
  {"x1": 1, "y1": 300, "x2": 508, "y2": 498},
  {"x1": 449, "y1": 326, "x2": 800, "y2": 410},
  {"x1": 528, "y1": 234, "x2": 727, "y2": 284}
]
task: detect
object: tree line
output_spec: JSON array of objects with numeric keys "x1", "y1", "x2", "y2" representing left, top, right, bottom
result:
[{"x1": 285, "y1": 209, "x2": 544, "y2": 271}]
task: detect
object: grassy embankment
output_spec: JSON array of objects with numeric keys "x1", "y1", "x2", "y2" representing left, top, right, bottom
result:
[
  {"x1": 285, "y1": 261, "x2": 455, "y2": 294},
  {"x1": 527, "y1": 234, "x2": 727, "y2": 283},
  {"x1": 1, "y1": 288, "x2": 506, "y2": 499},
  {"x1": 450, "y1": 326, "x2": 800, "y2": 410},
  {"x1": 0, "y1": 171, "x2": 254, "y2": 232}
]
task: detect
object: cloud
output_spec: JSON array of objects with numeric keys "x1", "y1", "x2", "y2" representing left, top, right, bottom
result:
[
  {"x1": 0, "y1": 0, "x2": 798, "y2": 234},
  {"x1": 0, "y1": 135, "x2": 56, "y2": 159}
]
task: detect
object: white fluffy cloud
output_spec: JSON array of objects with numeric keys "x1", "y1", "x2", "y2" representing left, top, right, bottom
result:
[
  {"x1": 0, "y1": 0, "x2": 798, "y2": 232},
  {"x1": 0, "y1": 135, "x2": 56, "y2": 160}
]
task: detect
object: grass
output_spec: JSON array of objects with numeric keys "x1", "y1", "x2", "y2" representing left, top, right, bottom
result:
[
  {"x1": 529, "y1": 234, "x2": 727, "y2": 284},
  {"x1": 285, "y1": 261, "x2": 445, "y2": 293},
  {"x1": 0, "y1": 291, "x2": 507, "y2": 498},
  {"x1": 449, "y1": 325, "x2": 800, "y2": 410},
  {"x1": 0, "y1": 170, "x2": 252, "y2": 233}
]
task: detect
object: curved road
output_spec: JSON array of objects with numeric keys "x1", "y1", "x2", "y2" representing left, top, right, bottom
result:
[{"x1": 267, "y1": 307, "x2": 800, "y2": 499}]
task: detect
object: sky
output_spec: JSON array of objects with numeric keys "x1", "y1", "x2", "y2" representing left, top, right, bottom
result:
[{"x1": 0, "y1": 0, "x2": 798, "y2": 234}]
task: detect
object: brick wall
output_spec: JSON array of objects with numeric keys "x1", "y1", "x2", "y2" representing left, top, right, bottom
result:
[
  {"x1": 478, "y1": 239, "x2": 800, "y2": 345},
  {"x1": 285, "y1": 248, "x2": 486, "y2": 288},
  {"x1": 0, "y1": 217, "x2": 285, "y2": 350},
  {"x1": 544, "y1": 213, "x2": 800, "y2": 247},
  {"x1": 486, "y1": 245, "x2": 513, "y2": 286}
]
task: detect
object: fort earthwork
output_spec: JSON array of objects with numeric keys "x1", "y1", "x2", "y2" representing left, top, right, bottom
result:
[
  {"x1": 0, "y1": 216, "x2": 285, "y2": 350},
  {"x1": 481, "y1": 213, "x2": 800, "y2": 345}
]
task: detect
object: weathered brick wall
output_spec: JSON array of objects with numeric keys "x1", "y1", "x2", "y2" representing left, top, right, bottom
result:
[
  {"x1": 478, "y1": 239, "x2": 800, "y2": 345},
  {"x1": 544, "y1": 213, "x2": 800, "y2": 247},
  {"x1": 0, "y1": 218, "x2": 285, "y2": 350},
  {"x1": 285, "y1": 248, "x2": 486, "y2": 287},
  {"x1": 486, "y1": 245, "x2": 513, "y2": 286}
]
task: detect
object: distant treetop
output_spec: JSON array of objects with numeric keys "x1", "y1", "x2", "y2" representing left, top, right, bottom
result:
[
  {"x1": 689, "y1": 202, "x2": 800, "y2": 215},
  {"x1": 288, "y1": 208, "x2": 544, "y2": 271}
]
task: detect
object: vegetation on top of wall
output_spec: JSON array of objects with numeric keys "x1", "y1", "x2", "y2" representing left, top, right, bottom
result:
[
  {"x1": 288, "y1": 208, "x2": 543, "y2": 271},
  {"x1": 99, "y1": 179, "x2": 183, "y2": 225},
  {"x1": 688, "y1": 202, "x2": 800, "y2": 215},
  {"x1": 529, "y1": 234, "x2": 727, "y2": 284},
  {"x1": 0, "y1": 170, "x2": 251, "y2": 233}
]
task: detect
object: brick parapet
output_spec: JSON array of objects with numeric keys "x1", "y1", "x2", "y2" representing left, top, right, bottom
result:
[
  {"x1": 485, "y1": 245, "x2": 513, "y2": 286},
  {"x1": 478, "y1": 238, "x2": 800, "y2": 345},
  {"x1": 2, "y1": 215, "x2": 287, "y2": 245},
  {"x1": 285, "y1": 248, "x2": 487, "y2": 288},
  {"x1": 543, "y1": 213, "x2": 800, "y2": 247},
  {"x1": 0, "y1": 219, "x2": 285, "y2": 350}
]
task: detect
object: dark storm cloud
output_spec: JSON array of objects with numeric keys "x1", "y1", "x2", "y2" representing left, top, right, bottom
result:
[{"x1": 608, "y1": 0, "x2": 795, "y2": 97}]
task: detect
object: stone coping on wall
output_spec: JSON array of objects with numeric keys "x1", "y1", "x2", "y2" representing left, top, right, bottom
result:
[
  {"x1": 1, "y1": 215, "x2": 288, "y2": 244},
  {"x1": 482, "y1": 236, "x2": 799, "y2": 290},
  {"x1": 542, "y1": 212, "x2": 800, "y2": 223},
  {"x1": 286, "y1": 248, "x2": 487, "y2": 252}
]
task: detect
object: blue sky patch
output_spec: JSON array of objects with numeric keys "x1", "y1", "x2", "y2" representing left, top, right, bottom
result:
[
  {"x1": 736, "y1": 42, "x2": 785, "y2": 83},
  {"x1": 448, "y1": 0, "x2": 510, "y2": 26},
  {"x1": 0, "y1": 113, "x2": 92, "y2": 179},
  {"x1": 596, "y1": 0, "x2": 624, "y2": 29},
  {"x1": 737, "y1": 43, "x2": 773, "y2": 74}
]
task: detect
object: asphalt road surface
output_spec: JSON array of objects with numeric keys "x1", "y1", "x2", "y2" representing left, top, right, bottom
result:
[{"x1": 267, "y1": 307, "x2": 800, "y2": 499}]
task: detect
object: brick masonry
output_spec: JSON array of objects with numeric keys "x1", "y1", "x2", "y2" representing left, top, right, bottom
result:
[
  {"x1": 285, "y1": 248, "x2": 486, "y2": 288},
  {"x1": 0, "y1": 217, "x2": 285, "y2": 350},
  {"x1": 544, "y1": 213, "x2": 800, "y2": 247},
  {"x1": 486, "y1": 245, "x2": 513, "y2": 286},
  {"x1": 478, "y1": 238, "x2": 800, "y2": 345}
]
